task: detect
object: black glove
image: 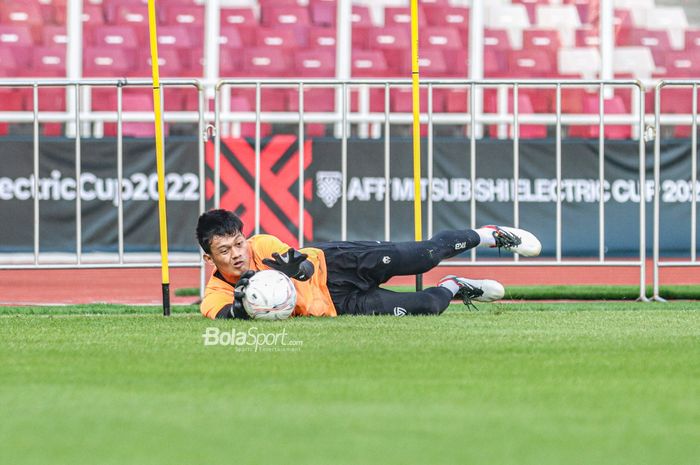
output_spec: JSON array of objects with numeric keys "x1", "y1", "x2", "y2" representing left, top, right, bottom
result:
[
  {"x1": 262, "y1": 248, "x2": 314, "y2": 281},
  {"x1": 230, "y1": 270, "x2": 256, "y2": 319}
]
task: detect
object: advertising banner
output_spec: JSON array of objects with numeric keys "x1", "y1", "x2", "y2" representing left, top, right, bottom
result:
[
  {"x1": 0, "y1": 136, "x2": 697, "y2": 256},
  {"x1": 0, "y1": 137, "x2": 200, "y2": 252}
]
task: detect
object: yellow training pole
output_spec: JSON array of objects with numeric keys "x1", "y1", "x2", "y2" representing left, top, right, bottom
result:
[
  {"x1": 410, "y1": 0, "x2": 423, "y2": 291},
  {"x1": 147, "y1": 0, "x2": 171, "y2": 316}
]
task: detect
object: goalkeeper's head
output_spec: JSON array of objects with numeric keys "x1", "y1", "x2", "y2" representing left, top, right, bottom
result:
[{"x1": 196, "y1": 209, "x2": 250, "y2": 281}]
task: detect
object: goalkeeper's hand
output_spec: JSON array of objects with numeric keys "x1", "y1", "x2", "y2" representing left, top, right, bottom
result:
[
  {"x1": 230, "y1": 270, "x2": 256, "y2": 319},
  {"x1": 262, "y1": 248, "x2": 314, "y2": 281}
]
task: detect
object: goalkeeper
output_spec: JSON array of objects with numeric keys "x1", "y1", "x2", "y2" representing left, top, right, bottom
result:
[{"x1": 196, "y1": 209, "x2": 541, "y2": 319}]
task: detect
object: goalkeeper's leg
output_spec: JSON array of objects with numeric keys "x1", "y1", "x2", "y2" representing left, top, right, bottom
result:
[{"x1": 335, "y1": 276, "x2": 505, "y2": 316}]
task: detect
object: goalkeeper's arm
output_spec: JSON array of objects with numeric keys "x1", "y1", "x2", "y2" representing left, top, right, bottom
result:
[
  {"x1": 215, "y1": 271, "x2": 255, "y2": 319},
  {"x1": 262, "y1": 248, "x2": 314, "y2": 281}
]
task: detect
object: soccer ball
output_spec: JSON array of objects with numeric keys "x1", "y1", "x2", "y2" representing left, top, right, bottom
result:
[{"x1": 242, "y1": 270, "x2": 297, "y2": 320}]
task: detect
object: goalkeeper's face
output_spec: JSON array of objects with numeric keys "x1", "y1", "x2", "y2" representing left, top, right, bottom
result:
[{"x1": 204, "y1": 233, "x2": 251, "y2": 282}]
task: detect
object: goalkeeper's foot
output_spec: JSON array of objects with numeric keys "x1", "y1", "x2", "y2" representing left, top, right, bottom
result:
[
  {"x1": 438, "y1": 275, "x2": 505, "y2": 309},
  {"x1": 479, "y1": 225, "x2": 542, "y2": 257}
]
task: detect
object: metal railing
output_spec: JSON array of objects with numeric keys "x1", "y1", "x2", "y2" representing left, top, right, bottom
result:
[
  {"x1": 8, "y1": 78, "x2": 698, "y2": 302},
  {"x1": 653, "y1": 80, "x2": 700, "y2": 301},
  {"x1": 0, "y1": 79, "x2": 206, "y2": 283},
  {"x1": 213, "y1": 78, "x2": 650, "y2": 300}
]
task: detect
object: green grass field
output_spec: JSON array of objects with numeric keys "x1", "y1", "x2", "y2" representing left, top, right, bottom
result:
[{"x1": 1, "y1": 302, "x2": 699, "y2": 465}]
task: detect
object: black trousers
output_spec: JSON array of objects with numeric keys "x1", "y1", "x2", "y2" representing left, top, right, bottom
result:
[{"x1": 314, "y1": 229, "x2": 481, "y2": 316}]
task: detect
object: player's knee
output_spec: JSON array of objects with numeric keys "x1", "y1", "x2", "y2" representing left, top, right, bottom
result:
[{"x1": 422, "y1": 290, "x2": 450, "y2": 315}]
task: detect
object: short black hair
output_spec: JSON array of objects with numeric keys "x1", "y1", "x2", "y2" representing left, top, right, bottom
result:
[{"x1": 196, "y1": 209, "x2": 244, "y2": 254}]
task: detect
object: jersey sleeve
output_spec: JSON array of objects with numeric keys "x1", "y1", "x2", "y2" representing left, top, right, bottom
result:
[
  {"x1": 249, "y1": 234, "x2": 294, "y2": 267},
  {"x1": 201, "y1": 291, "x2": 232, "y2": 320}
]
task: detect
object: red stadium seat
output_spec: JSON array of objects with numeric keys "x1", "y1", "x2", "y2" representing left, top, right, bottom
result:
[
  {"x1": 261, "y1": 5, "x2": 310, "y2": 27},
  {"x1": 258, "y1": 0, "x2": 298, "y2": 6},
  {"x1": 0, "y1": 87, "x2": 25, "y2": 135},
  {"x1": 287, "y1": 88, "x2": 334, "y2": 112},
  {"x1": 619, "y1": 28, "x2": 672, "y2": 68},
  {"x1": 522, "y1": 28, "x2": 561, "y2": 59},
  {"x1": 485, "y1": 92, "x2": 547, "y2": 139},
  {"x1": 351, "y1": 50, "x2": 388, "y2": 77},
  {"x1": 80, "y1": 5, "x2": 105, "y2": 25},
  {"x1": 255, "y1": 27, "x2": 304, "y2": 49},
  {"x1": 613, "y1": 8, "x2": 633, "y2": 45},
  {"x1": 227, "y1": 94, "x2": 272, "y2": 138},
  {"x1": 560, "y1": 88, "x2": 588, "y2": 114},
  {"x1": 384, "y1": 7, "x2": 426, "y2": 27},
  {"x1": 38, "y1": 0, "x2": 67, "y2": 25},
  {"x1": 293, "y1": 49, "x2": 335, "y2": 77},
  {"x1": 157, "y1": 24, "x2": 196, "y2": 48},
  {"x1": 420, "y1": 26, "x2": 463, "y2": 49},
  {"x1": 628, "y1": 28, "x2": 672, "y2": 50},
  {"x1": 308, "y1": 27, "x2": 336, "y2": 49},
  {"x1": 219, "y1": 26, "x2": 243, "y2": 49},
  {"x1": 0, "y1": 25, "x2": 34, "y2": 67},
  {"x1": 220, "y1": 7, "x2": 256, "y2": 27},
  {"x1": 0, "y1": 1, "x2": 43, "y2": 42},
  {"x1": 55, "y1": 4, "x2": 104, "y2": 26},
  {"x1": 419, "y1": 26, "x2": 466, "y2": 76},
  {"x1": 91, "y1": 87, "x2": 173, "y2": 137},
  {"x1": 309, "y1": 0, "x2": 335, "y2": 27},
  {"x1": 658, "y1": 86, "x2": 700, "y2": 137},
  {"x1": 390, "y1": 87, "x2": 446, "y2": 114},
  {"x1": 662, "y1": 50, "x2": 700, "y2": 78},
  {"x1": 423, "y1": 4, "x2": 468, "y2": 26},
  {"x1": 0, "y1": 24, "x2": 35, "y2": 46},
  {"x1": 423, "y1": 5, "x2": 469, "y2": 45},
  {"x1": 350, "y1": 87, "x2": 385, "y2": 113},
  {"x1": 159, "y1": 87, "x2": 195, "y2": 112},
  {"x1": 217, "y1": 48, "x2": 243, "y2": 77},
  {"x1": 262, "y1": 6, "x2": 310, "y2": 46},
  {"x1": 416, "y1": 49, "x2": 449, "y2": 77},
  {"x1": 575, "y1": 27, "x2": 599, "y2": 47},
  {"x1": 91, "y1": 24, "x2": 141, "y2": 48},
  {"x1": 185, "y1": 25, "x2": 204, "y2": 47},
  {"x1": 161, "y1": 5, "x2": 204, "y2": 26},
  {"x1": 240, "y1": 48, "x2": 292, "y2": 77},
  {"x1": 350, "y1": 5, "x2": 372, "y2": 48},
  {"x1": 231, "y1": 87, "x2": 290, "y2": 112},
  {"x1": 83, "y1": 47, "x2": 134, "y2": 77},
  {"x1": 351, "y1": 4, "x2": 372, "y2": 27},
  {"x1": 685, "y1": 29, "x2": 700, "y2": 51},
  {"x1": 219, "y1": 7, "x2": 257, "y2": 46},
  {"x1": 444, "y1": 88, "x2": 472, "y2": 113},
  {"x1": 30, "y1": 46, "x2": 66, "y2": 77},
  {"x1": 484, "y1": 28, "x2": 511, "y2": 51},
  {"x1": 42, "y1": 25, "x2": 68, "y2": 46},
  {"x1": 111, "y1": 3, "x2": 149, "y2": 26},
  {"x1": 35, "y1": 87, "x2": 66, "y2": 136},
  {"x1": 368, "y1": 26, "x2": 410, "y2": 76},
  {"x1": 568, "y1": 94, "x2": 631, "y2": 139},
  {"x1": 118, "y1": 92, "x2": 160, "y2": 138},
  {"x1": 484, "y1": 48, "x2": 508, "y2": 77},
  {"x1": 484, "y1": 29, "x2": 511, "y2": 76},
  {"x1": 508, "y1": 49, "x2": 555, "y2": 77},
  {"x1": 133, "y1": 48, "x2": 185, "y2": 77},
  {"x1": 0, "y1": 48, "x2": 19, "y2": 77}
]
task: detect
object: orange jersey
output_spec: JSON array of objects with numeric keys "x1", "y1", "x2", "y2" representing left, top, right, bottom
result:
[{"x1": 200, "y1": 234, "x2": 337, "y2": 319}]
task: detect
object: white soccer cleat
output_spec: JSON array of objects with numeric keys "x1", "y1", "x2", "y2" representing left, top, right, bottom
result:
[
  {"x1": 483, "y1": 225, "x2": 542, "y2": 257},
  {"x1": 438, "y1": 275, "x2": 505, "y2": 305}
]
